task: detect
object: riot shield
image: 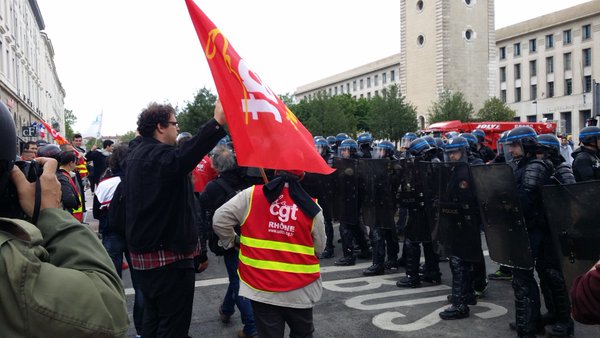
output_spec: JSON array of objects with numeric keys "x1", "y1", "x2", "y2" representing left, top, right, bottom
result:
[
  {"x1": 542, "y1": 181, "x2": 600, "y2": 289},
  {"x1": 332, "y1": 157, "x2": 359, "y2": 224},
  {"x1": 358, "y1": 159, "x2": 396, "y2": 229},
  {"x1": 396, "y1": 158, "x2": 423, "y2": 210},
  {"x1": 421, "y1": 161, "x2": 482, "y2": 262},
  {"x1": 470, "y1": 164, "x2": 533, "y2": 269}
]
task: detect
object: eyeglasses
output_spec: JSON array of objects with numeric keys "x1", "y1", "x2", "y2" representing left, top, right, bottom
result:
[{"x1": 166, "y1": 122, "x2": 179, "y2": 128}]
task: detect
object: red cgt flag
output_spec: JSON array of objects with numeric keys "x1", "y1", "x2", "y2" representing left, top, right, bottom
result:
[
  {"x1": 185, "y1": 0, "x2": 334, "y2": 175},
  {"x1": 39, "y1": 119, "x2": 69, "y2": 145}
]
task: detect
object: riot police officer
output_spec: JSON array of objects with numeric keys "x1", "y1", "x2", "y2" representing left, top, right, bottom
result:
[
  {"x1": 396, "y1": 138, "x2": 442, "y2": 288},
  {"x1": 505, "y1": 126, "x2": 573, "y2": 338},
  {"x1": 472, "y1": 129, "x2": 496, "y2": 163},
  {"x1": 357, "y1": 132, "x2": 374, "y2": 158},
  {"x1": 571, "y1": 126, "x2": 600, "y2": 182},
  {"x1": 362, "y1": 141, "x2": 401, "y2": 276},
  {"x1": 334, "y1": 139, "x2": 371, "y2": 266},
  {"x1": 537, "y1": 134, "x2": 576, "y2": 184},
  {"x1": 459, "y1": 133, "x2": 484, "y2": 164},
  {"x1": 334, "y1": 133, "x2": 350, "y2": 154}
]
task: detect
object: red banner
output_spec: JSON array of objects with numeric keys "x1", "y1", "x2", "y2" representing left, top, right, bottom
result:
[
  {"x1": 185, "y1": 0, "x2": 334, "y2": 175},
  {"x1": 39, "y1": 119, "x2": 69, "y2": 145}
]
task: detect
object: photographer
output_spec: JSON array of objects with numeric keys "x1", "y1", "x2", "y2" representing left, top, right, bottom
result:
[{"x1": 0, "y1": 102, "x2": 128, "y2": 337}]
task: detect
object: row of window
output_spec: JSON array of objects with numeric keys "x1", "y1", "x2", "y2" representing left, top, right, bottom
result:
[
  {"x1": 324, "y1": 70, "x2": 397, "y2": 96},
  {"x1": 499, "y1": 24, "x2": 592, "y2": 60},
  {"x1": 500, "y1": 48, "x2": 592, "y2": 82},
  {"x1": 500, "y1": 75, "x2": 592, "y2": 103}
]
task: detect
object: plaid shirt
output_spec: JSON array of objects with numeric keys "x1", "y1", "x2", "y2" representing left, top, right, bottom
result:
[{"x1": 130, "y1": 241, "x2": 201, "y2": 270}]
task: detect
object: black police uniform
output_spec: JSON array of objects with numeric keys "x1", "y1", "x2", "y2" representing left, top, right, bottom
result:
[{"x1": 571, "y1": 146, "x2": 600, "y2": 182}]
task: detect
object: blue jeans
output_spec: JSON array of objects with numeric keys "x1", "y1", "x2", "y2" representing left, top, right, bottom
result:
[
  {"x1": 102, "y1": 233, "x2": 145, "y2": 335},
  {"x1": 222, "y1": 249, "x2": 257, "y2": 336}
]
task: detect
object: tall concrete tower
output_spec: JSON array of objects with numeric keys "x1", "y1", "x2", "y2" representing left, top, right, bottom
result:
[{"x1": 400, "y1": 0, "x2": 496, "y2": 128}]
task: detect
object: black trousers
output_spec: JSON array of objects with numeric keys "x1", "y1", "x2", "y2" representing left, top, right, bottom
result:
[
  {"x1": 251, "y1": 300, "x2": 314, "y2": 338},
  {"x1": 138, "y1": 264, "x2": 195, "y2": 338}
]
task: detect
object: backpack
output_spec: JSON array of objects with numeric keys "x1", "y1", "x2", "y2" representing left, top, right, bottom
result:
[
  {"x1": 107, "y1": 180, "x2": 126, "y2": 237},
  {"x1": 207, "y1": 178, "x2": 242, "y2": 256}
]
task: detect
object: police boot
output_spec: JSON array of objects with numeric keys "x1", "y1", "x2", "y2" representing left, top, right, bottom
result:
[
  {"x1": 396, "y1": 241, "x2": 421, "y2": 288},
  {"x1": 362, "y1": 264, "x2": 385, "y2": 276},
  {"x1": 319, "y1": 248, "x2": 334, "y2": 259},
  {"x1": 440, "y1": 257, "x2": 470, "y2": 320},
  {"x1": 334, "y1": 255, "x2": 355, "y2": 266},
  {"x1": 512, "y1": 281, "x2": 543, "y2": 337},
  {"x1": 422, "y1": 242, "x2": 441, "y2": 284},
  {"x1": 544, "y1": 269, "x2": 574, "y2": 337}
]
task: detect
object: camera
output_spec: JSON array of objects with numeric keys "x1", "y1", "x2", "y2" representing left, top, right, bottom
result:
[{"x1": 0, "y1": 160, "x2": 43, "y2": 221}]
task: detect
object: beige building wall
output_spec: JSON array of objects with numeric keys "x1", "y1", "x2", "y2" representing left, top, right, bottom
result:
[
  {"x1": 401, "y1": 0, "x2": 495, "y2": 127},
  {"x1": 496, "y1": 0, "x2": 600, "y2": 141}
]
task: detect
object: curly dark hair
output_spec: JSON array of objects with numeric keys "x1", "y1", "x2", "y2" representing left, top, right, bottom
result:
[
  {"x1": 108, "y1": 143, "x2": 129, "y2": 172},
  {"x1": 137, "y1": 102, "x2": 176, "y2": 137}
]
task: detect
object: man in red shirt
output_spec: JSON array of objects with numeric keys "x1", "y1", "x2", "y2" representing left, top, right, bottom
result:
[{"x1": 192, "y1": 154, "x2": 218, "y2": 193}]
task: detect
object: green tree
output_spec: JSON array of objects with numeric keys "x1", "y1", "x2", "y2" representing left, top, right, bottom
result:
[
  {"x1": 177, "y1": 87, "x2": 217, "y2": 133},
  {"x1": 64, "y1": 109, "x2": 77, "y2": 140},
  {"x1": 367, "y1": 84, "x2": 418, "y2": 143},
  {"x1": 119, "y1": 130, "x2": 137, "y2": 143},
  {"x1": 476, "y1": 97, "x2": 516, "y2": 121},
  {"x1": 427, "y1": 89, "x2": 474, "y2": 124},
  {"x1": 296, "y1": 92, "x2": 358, "y2": 137}
]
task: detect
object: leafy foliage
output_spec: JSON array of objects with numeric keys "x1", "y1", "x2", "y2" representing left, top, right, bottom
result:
[
  {"x1": 367, "y1": 85, "x2": 418, "y2": 142},
  {"x1": 177, "y1": 87, "x2": 217, "y2": 133},
  {"x1": 427, "y1": 89, "x2": 474, "y2": 124},
  {"x1": 119, "y1": 130, "x2": 137, "y2": 143},
  {"x1": 64, "y1": 109, "x2": 77, "y2": 140},
  {"x1": 476, "y1": 97, "x2": 516, "y2": 121}
]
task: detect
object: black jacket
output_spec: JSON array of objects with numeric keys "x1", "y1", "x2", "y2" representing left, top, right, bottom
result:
[
  {"x1": 125, "y1": 119, "x2": 226, "y2": 254},
  {"x1": 571, "y1": 146, "x2": 600, "y2": 182}
]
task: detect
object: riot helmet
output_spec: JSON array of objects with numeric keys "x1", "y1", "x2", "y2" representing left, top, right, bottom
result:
[
  {"x1": 496, "y1": 131, "x2": 508, "y2": 156},
  {"x1": 422, "y1": 135, "x2": 436, "y2": 147},
  {"x1": 459, "y1": 133, "x2": 478, "y2": 152},
  {"x1": 315, "y1": 137, "x2": 329, "y2": 156},
  {"x1": 335, "y1": 133, "x2": 350, "y2": 147},
  {"x1": 0, "y1": 102, "x2": 17, "y2": 195},
  {"x1": 443, "y1": 136, "x2": 469, "y2": 162},
  {"x1": 176, "y1": 132, "x2": 193, "y2": 145},
  {"x1": 313, "y1": 135, "x2": 324, "y2": 141},
  {"x1": 505, "y1": 126, "x2": 538, "y2": 161},
  {"x1": 326, "y1": 136, "x2": 336, "y2": 146},
  {"x1": 338, "y1": 139, "x2": 358, "y2": 158},
  {"x1": 400, "y1": 132, "x2": 418, "y2": 149},
  {"x1": 357, "y1": 132, "x2": 373, "y2": 146},
  {"x1": 578, "y1": 126, "x2": 600, "y2": 148},
  {"x1": 445, "y1": 131, "x2": 459, "y2": 140},
  {"x1": 472, "y1": 129, "x2": 486, "y2": 143},
  {"x1": 407, "y1": 137, "x2": 431, "y2": 157},
  {"x1": 434, "y1": 137, "x2": 445, "y2": 149},
  {"x1": 373, "y1": 141, "x2": 395, "y2": 159},
  {"x1": 537, "y1": 134, "x2": 561, "y2": 159}
]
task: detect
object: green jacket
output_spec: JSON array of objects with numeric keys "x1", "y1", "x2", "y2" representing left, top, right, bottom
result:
[{"x1": 0, "y1": 208, "x2": 129, "y2": 337}]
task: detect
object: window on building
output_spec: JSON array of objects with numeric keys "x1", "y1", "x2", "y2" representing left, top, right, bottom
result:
[
  {"x1": 500, "y1": 89, "x2": 507, "y2": 102},
  {"x1": 499, "y1": 67, "x2": 506, "y2": 82},
  {"x1": 382, "y1": 72, "x2": 387, "y2": 84},
  {"x1": 367, "y1": 92, "x2": 371, "y2": 99},
  {"x1": 529, "y1": 60, "x2": 537, "y2": 77},
  {"x1": 360, "y1": 94, "x2": 364, "y2": 99},
  {"x1": 514, "y1": 64, "x2": 521, "y2": 80},
  {"x1": 499, "y1": 46, "x2": 506, "y2": 60},
  {"x1": 527, "y1": 115, "x2": 537, "y2": 122},
  {"x1": 545, "y1": 34, "x2": 554, "y2": 49},
  {"x1": 563, "y1": 29, "x2": 572, "y2": 45},
  {"x1": 546, "y1": 56, "x2": 554, "y2": 74},
  {"x1": 514, "y1": 43, "x2": 521, "y2": 57},
  {"x1": 328, "y1": 88, "x2": 332, "y2": 95},
  {"x1": 547, "y1": 81, "x2": 554, "y2": 98},
  {"x1": 582, "y1": 24, "x2": 592, "y2": 40},
  {"x1": 543, "y1": 113, "x2": 554, "y2": 121},
  {"x1": 530, "y1": 84, "x2": 537, "y2": 100},
  {"x1": 375, "y1": 90, "x2": 379, "y2": 96},
  {"x1": 347, "y1": 83, "x2": 350, "y2": 92},
  {"x1": 583, "y1": 48, "x2": 592, "y2": 67},
  {"x1": 374, "y1": 74, "x2": 379, "y2": 86},
  {"x1": 561, "y1": 111, "x2": 572, "y2": 134},
  {"x1": 367, "y1": 77, "x2": 371, "y2": 88},
  {"x1": 564, "y1": 52, "x2": 572, "y2": 71},
  {"x1": 584, "y1": 75, "x2": 592, "y2": 93},
  {"x1": 565, "y1": 78, "x2": 573, "y2": 95},
  {"x1": 515, "y1": 87, "x2": 521, "y2": 102},
  {"x1": 360, "y1": 79, "x2": 364, "y2": 89},
  {"x1": 334, "y1": 87, "x2": 338, "y2": 95},
  {"x1": 529, "y1": 38, "x2": 537, "y2": 53},
  {"x1": 391, "y1": 70, "x2": 396, "y2": 81},
  {"x1": 353, "y1": 80, "x2": 357, "y2": 91}
]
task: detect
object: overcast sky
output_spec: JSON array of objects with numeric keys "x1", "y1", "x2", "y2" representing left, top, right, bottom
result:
[{"x1": 36, "y1": 0, "x2": 592, "y2": 136}]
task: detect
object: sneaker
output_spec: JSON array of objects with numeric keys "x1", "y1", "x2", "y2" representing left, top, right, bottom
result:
[
  {"x1": 474, "y1": 285, "x2": 488, "y2": 299},
  {"x1": 488, "y1": 269, "x2": 512, "y2": 280},
  {"x1": 218, "y1": 306, "x2": 231, "y2": 324},
  {"x1": 334, "y1": 256, "x2": 356, "y2": 266}
]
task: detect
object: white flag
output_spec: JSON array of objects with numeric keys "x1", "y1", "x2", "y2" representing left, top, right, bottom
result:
[{"x1": 82, "y1": 112, "x2": 103, "y2": 139}]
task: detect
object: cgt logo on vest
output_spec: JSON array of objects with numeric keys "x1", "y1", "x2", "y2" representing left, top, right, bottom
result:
[{"x1": 268, "y1": 195, "x2": 298, "y2": 237}]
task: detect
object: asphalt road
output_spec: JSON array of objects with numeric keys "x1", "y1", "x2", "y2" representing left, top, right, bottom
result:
[{"x1": 83, "y1": 192, "x2": 600, "y2": 337}]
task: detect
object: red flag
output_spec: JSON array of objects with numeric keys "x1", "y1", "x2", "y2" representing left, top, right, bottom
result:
[
  {"x1": 185, "y1": 0, "x2": 334, "y2": 175},
  {"x1": 39, "y1": 119, "x2": 70, "y2": 145}
]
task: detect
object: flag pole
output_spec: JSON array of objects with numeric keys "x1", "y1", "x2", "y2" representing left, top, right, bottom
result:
[{"x1": 259, "y1": 168, "x2": 269, "y2": 184}]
